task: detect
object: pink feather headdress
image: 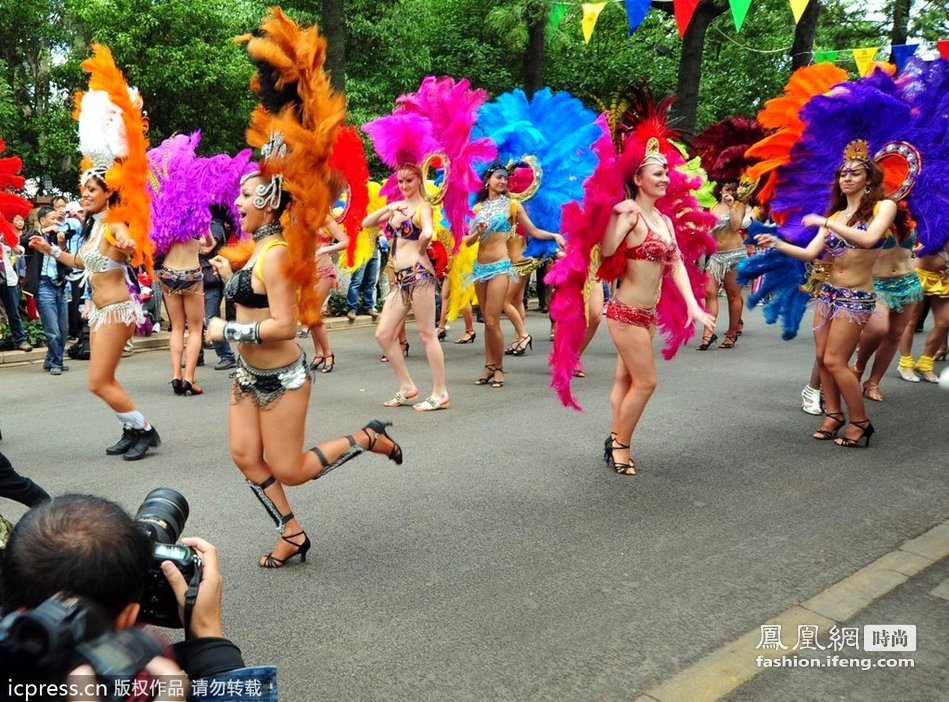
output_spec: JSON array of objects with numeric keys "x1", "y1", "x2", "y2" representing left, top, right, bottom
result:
[{"x1": 362, "y1": 76, "x2": 496, "y2": 250}]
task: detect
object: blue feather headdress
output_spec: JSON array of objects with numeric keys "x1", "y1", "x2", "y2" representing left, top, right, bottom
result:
[{"x1": 475, "y1": 88, "x2": 601, "y2": 258}]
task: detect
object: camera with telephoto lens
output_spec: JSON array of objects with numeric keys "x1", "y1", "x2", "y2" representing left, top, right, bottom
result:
[
  {"x1": 134, "y1": 488, "x2": 202, "y2": 628},
  {"x1": 0, "y1": 593, "x2": 165, "y2": 700}
]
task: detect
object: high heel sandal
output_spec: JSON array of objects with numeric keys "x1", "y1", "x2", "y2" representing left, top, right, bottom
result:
[
  {"x1": 309, "y1": 355, "x2": 325, "y2": 371},
  {"x1": 171, "y1": 379, "x2": 184, "y2": 395},
  {"x1": 813, "y1": 412, "x2": 845, "y2": 440},
  {"x1": 609, "y1": 439, "x2": 636, "y2": 476},
  {"x1": 475, "y1": 364, "x2": 496, "y2": 385},
  {"x1": 696, "y1": 333, "x2": 718, "y2": 351},
  {"x1": 320, "y1": 354, "x2": 335, "y2": 373},
  {"x1": 862, "y1": 382, "x2": 883, "y2": 402},
  {"x1": 490, "y1": 366, "x2": 504, "y2": 388},
  {"x1": 454, "y1": 330, "x2": 476, "y2": 344},
  {"x1": 835, "y1": 419, "x2": 875, "y2": 448},
  {"x1": 437, "y1": 327, "x2": 447, "y2": 341},
  {"x1": 603, "y1": 432, "x2": 616, "y2": 465},
  {"x1": 362, "y1": 419, "x2": 403, "y2": 465},
  {"x1": 181, "y1": 380, "x2": 203, "y2": 396},
  {"x1": 736, "y1": 319, "x2": 744, "y2": 337},
  {"x1": 401, "y1": 340, "x2": 410, "y2": 357},
  {"x1": 719, "y1": 333, "x2": 738, "y2": 349},
  {"x1": 259, "y1": 531, "x2": 311, "y2": 568},
  {"x1": 510, "y1": 334, "x2": 533, "y2": 356}
]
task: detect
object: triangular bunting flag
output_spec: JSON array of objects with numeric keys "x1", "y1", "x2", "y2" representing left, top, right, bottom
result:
[
  {"x1": 814, "y1": 50, "x2": 840, "y2": 63},
  {"x1": 789, "y1": 0, "x2": 810, "y2": 23},
  {"x1": 729, "y1": 0, "x2": 753, "y2": 32},
  {"x1": 624, "y1": 0, "x2": 651, "y2": 35},
  {"x1": 581, "y1": 3, "x2": 607, "y2": 44},
  {"x1": 547, "y1": 3, "x2": 569, "y2": 41},
  {"x1": 852, "y1": 47, "x2": 880, "y2": 76},
  {"x1": 673, "y1": 0, "x2": 700, "y2": 37},
  {"x1": 938, "y1": 39, "x2": 949, "y2": 60},
  {"x1": 891, "y1": 43, "x2": 918, "y2": 72}
]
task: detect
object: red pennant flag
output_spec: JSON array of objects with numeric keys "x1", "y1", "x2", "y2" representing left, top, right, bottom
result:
[
  {"x1": 674, "y1": 0, "x2": 700, "y2": 37},
  {"x1": 938, "y1": 39, "x2": 949, "y2": 60}
]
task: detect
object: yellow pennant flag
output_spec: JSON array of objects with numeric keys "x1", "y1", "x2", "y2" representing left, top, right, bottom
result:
[
  {"x1": 789, "y1": 0, "x2": 810, "y2": 23},
  {"x1": 581, "y1": 3, "x2": 607, "y2": 43},
  {"x1": 852, "y1": 47, "x2": 880, "y2": 76}
]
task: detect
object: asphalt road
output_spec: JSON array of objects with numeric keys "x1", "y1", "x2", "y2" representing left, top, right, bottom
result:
[{"x1": 1, "y1": 307, "x2": 946, "y2": 701}]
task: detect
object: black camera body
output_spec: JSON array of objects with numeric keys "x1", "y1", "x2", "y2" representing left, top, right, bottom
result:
[
  {"x1": 134, "y1": 488, "x2": 202, "y2": 628},
  {"x1": 0, "y1": 593, "x2": 164, "y2": 699}
]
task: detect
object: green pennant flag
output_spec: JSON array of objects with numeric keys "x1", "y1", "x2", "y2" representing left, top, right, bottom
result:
[
  {"x1": 814, "y1": 50, "x2": 840, "y2": 63},
  {"x1": 548, "y1": 3, "x2": 569, "y2": 41},
  {"x1": 729, "y1": 0, "x2": 753, "y2": 32}
]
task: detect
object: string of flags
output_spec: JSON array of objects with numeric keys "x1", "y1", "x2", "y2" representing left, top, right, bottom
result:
[{"x1": 548, "y1": 0, "x2": 949, "y2": 62}]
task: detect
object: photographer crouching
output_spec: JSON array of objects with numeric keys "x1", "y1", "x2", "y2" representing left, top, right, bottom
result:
[{"x1": 0, "y1": 492, "x2": 276, "y2": 701}]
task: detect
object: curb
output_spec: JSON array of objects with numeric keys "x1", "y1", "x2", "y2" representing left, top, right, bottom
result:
[
  {"x1": 0, "y1": 313, "x2": 391, "y2": 369},
  {"x1": 634, "y1": 519, "x2": 949, "y2": 702}
]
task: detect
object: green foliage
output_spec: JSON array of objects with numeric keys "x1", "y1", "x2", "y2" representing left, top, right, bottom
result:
[
  {"x1": 0, "y1": 0, "x2": 933, "y2": 195},
  {"x1": 0, "y1": 318, "x2": 46, "y2": 349}
]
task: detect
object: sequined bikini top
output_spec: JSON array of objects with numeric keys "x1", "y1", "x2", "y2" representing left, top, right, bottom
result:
[
  {"x1": 224, "y1": 240, "x2": 287, "y2": 309},
  {"x1": 384, "y1": 209, "x2": 423, "y2": 241},
  {"x1": 881, "y1": 229, "x2": 916, "y2": 251},
  {"x1": 824, "y1": 211, "x2": 884, "y2": 256},
  {"x1": 474, "y1": 195, "x2": 515, "y2": 239},
  {"x1": 624, "y1": 225, "x2": 680, "y2": 272},
  {"x1": 77, "y1": 216, "x2": 128, "y2": 275}
]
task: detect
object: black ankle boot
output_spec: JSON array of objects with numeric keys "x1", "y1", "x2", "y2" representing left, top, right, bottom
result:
[
  {"x1": 106, "y1": 425, "x2": 137, "y2": 455},
  {"x1": 123, "y1": 426, "x2": 161, "y2": 461}
]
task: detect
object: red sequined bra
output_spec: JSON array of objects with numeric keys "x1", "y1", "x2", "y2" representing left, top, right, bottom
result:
[{"x1": 623, "y1": 227, "x2": 680, "y2": 272}]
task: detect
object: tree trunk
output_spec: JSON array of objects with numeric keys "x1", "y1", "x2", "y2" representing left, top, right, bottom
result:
[
  {"x1": 669, "y1": 1, "x2": 726, "y2": 142},
  {"x1": 790, "y1": 0, "x2": 820, "y2": 70},
  {"x1": 889, "y1": 0, "x2": 912, "y2": 61},
  {"x1": 523, "y1": 0, "x2": 546, "y2": 97},
  {"x1": 323, "y1": 0, "x2": 346, "y2": 92}
]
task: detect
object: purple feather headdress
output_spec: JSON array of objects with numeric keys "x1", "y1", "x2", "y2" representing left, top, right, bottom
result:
[
  {"x1": 771, "y1": 63, "x2": 949, "y2": 254},
  {"x1": 147, "y1": 133, "x2": 255, "y2": 255}
]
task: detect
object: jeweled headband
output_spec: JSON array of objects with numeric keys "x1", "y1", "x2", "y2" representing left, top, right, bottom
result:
[{"x1": 639, "y1": 137, "x2": 668, "y2": 169}]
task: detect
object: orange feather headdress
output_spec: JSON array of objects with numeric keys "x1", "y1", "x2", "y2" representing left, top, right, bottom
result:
[
  {"x1": 236, "y1": 8, "x2": 346, "y2": 326},
  {"x1": 75, "y1": 44, "x2": 153, "y2": 272}
]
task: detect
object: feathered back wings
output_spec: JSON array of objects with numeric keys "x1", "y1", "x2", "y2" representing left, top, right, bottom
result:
[
  {"x1": 77, "y1": 44, "x2": 153, "y2": 271},
  {"x1": 238, "y1": 8, "x2": 346, "y2": 326}
]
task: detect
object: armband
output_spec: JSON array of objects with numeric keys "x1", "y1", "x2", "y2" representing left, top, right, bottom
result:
[
  {"x1": 223, "y1": 321, "x2": 262, "y2": 343},
  {"x1": 49, "y1": 245, "x2": 63, "y2": 260}
]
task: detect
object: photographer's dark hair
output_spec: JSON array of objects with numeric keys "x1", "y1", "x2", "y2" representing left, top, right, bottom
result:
[{"x1": 1, "y1": 495, "x2": 151, "y2": 620}]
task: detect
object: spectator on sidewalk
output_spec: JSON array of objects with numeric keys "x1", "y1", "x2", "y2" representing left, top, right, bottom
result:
[
  {"x1": 200, "y1": 208, "x2": 236, "y2": 370},
  {"x1": 20, "y1": 206, "x2": 70, "y2": 374},
  {"x1": 346, "y1": 235, "x2": 381, "y2": 321},
  {"x1": 1, "y1": 216, "x2": 32, "y2": 351}
]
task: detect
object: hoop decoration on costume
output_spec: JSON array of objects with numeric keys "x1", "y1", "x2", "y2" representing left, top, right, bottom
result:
[
  {"x1": 0, "y1": 139, "x2": 30, "y2": 247},
  {"x1": 420, "y1": 152, "x2": 450, "y2": 206},
  {"x1": 506, "y1": 155, "x2": 542, "y2": 202},
  {"x1": 76, "y1": 44, "x2": 153, "y2": 273},
  {"x1": 873, "y1": 141, "x2": 921, "y2": 202}
]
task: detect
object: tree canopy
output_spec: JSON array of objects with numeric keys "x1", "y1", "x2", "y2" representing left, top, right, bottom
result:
[{"x1": 0, "y1": 0, "x2": 944, "y2": 194}]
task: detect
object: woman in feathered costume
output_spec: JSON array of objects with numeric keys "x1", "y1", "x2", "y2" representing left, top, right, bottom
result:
[
  {"x1": 692, "y1": 116, "x2": 766, "y2": 349},
  {"x1": 148, "y1": 133, "x2": 213, "y2": 396},
  {"x1": 29, "y1": 45, "x2": 160, "y2": 461},
  {"x1": 472, "y1": 88, "x2": 597, "y2": 360},
  {"x1": 204, "y1": 9, "x2": 404, "y2": 569},
  {"x1": 548, "y1": 84, "x2": 715, "y2": 475},
  {"x1": 753, "y1": 78, "x2": 915, "y2": 448},
  {"x1": 362, "y1": 76, "x2": 493, "y2": 410}
]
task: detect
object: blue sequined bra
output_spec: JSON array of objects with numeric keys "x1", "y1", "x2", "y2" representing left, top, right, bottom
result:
[
  {"x1": 474, "y1": 195, "x2": 515, "y2": 239},
  {"x1": 824, "y1": 211, "x2": 883, "y2": 256},
  {"x1": 384, "y1": 210, "x2": 423, "y2": 241},
  {"x1": 881, "y1": 229, "x2": 916, "y2": 250}
]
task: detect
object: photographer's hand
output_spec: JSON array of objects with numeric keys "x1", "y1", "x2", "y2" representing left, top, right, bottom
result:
[{"x1": 161, "y1": 537, "x2": 224, "y2": 639}]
